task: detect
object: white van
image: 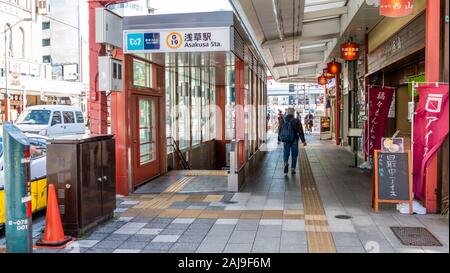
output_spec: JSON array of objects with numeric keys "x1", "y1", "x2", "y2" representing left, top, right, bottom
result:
[{"x1": 15, "y1": 105, "x2": 86, "y2": 137}]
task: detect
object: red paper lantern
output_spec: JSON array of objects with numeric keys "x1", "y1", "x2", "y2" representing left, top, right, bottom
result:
[
  {"x1": 380, "y1": 0, "x2": 414, "y2": 17},
  {"x1": 327, "y1": 61, "x2": 341, "y2": 75},
  {"x1": 322, "y1": 69, "x2": 334, "y2": 79},
  {"x1": 318, "y1": 75, "x2": 327, "y2": 86},
  {"x1": 341, "y1": 42, "x2": 360, "y2": 61}
]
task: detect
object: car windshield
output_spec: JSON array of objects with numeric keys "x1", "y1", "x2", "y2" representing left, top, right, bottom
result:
[{"x1": 16, "y1": 110, "x2": 51, "y2": 125}]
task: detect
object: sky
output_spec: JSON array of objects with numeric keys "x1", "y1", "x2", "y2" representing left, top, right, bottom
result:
[{"x1": 149, "y1": 0, "x2": 232, "y2": 14}]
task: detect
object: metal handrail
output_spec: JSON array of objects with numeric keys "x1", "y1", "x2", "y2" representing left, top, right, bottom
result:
[{"x1": 167, "y1": 136, "x2": 190, "y2": 170}]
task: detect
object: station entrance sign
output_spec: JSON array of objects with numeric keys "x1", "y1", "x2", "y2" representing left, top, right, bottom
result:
[{"x1": 124, "y1": 27, "x2": 231, "y2": 53}]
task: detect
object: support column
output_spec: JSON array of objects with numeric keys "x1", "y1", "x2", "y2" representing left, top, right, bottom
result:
[
  {"x1": 335, "y1": 72, "x2": 341, "y2": 145},
  {"x1": 424, "y1": 0, "x2": 441, "y2": 213}
]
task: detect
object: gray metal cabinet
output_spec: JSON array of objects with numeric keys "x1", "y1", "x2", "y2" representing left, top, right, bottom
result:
[{"x1": 47, "y1": 135, "x2": 116, "y2": 237}]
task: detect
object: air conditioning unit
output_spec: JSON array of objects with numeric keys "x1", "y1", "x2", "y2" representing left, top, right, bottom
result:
[{"x1": 36, "y1": 0, "x2": 49, "y2": 15}]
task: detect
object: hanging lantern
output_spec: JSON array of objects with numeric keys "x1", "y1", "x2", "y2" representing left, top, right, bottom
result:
[
  {"x1": 341, "y1": 42, "x2": 360, "y2": 61},
  {"x1": 327, "y1": 61, "x2": 341, "y2": 75},
  {"x1": 379, "y1": 0, "x2": 414, "y2": 18},
  {"x1": 322, "y1": 69, "x2": 334, "y2": 79},
  {"x1": 318, "y1": 75, "x2": 327, "y2": 86}
]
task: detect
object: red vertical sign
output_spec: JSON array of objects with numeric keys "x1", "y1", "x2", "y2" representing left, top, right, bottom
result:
[
  {"x1": 380, "y1": 0, "x2": 414, "y2": 17},
  {"x1": 413, "y1": 84, "x2": 449, "y2": 199},
  {"x1": 368, "y1": 86, "x2": 395, "y2": 156}
]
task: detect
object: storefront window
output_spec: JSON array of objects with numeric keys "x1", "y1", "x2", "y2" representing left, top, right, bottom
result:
[{"x1": 133, "y1": 59, "x2": 153, "y2": 88}]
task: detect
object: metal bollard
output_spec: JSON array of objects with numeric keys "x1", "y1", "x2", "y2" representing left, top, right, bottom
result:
[{"x1": 3, "y1": 122, "x2": 33, "y2": 253}]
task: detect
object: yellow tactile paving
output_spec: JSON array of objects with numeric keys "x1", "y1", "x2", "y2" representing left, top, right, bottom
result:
[
  {"x1": 164, "y1": 177, "x2": 194, "y2": 193},
  {"x1": 298, "y1": 147, "x2": 336, "y2": 253},
  {"x1": 158, "y1": 208, "x2": 184, "y2": 218},
  {"x1": 262, "y1": 210, "x2": 284, "y2": 219},
  {"x1": 240, "y1": 210, "x2": 263, "y2": 219},
  {"x1": 177, "y1": 209, "x2": 204, "y2": 218}
]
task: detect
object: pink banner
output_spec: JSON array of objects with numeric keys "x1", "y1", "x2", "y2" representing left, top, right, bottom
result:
[
  {"x1": 367, "y1": 86, "x2": 395, "y2": 156},
  {"x1": 413, "y1": 84, "x2": 449, "y2": 199}
]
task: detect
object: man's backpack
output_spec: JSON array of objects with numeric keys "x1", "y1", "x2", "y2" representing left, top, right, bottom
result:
[{"x1": 280, "y1": 118, "x2": 295, "y2": 143}]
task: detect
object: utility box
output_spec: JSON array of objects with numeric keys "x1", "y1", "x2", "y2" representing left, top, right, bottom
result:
[
  {"x1": 46, "y1": 135, "x2": 116, "y2": 237},
  {"x1": 95, "y1": 8, "x2": 123, "y2": 48},
  {"x1": 98, "y1": 56, "x2": 123, "y2": 92}
]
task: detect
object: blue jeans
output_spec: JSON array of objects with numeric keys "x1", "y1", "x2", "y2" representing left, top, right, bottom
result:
[{"x1": 283, "y1": 141, "x2": 299, "y2": 169}]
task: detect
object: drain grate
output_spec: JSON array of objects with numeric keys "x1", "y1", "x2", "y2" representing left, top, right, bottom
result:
[
  {"x1": 335, "y1": 215, "x2": 352, "y2": 220},
  {"x1": 390, "y1": 227, "x2": 443, "y2": 247}
]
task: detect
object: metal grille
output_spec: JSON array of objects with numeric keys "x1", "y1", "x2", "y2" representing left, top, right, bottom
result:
[
  {"x1": 232, "y1": 27, "x2": 244, "y2": 60},
  {"x1": 390, "y1": 227, "x2": 443, "y2": 246}
]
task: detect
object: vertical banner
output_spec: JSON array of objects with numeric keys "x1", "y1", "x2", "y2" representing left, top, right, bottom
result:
[
  {"x1": 413, "y1": 84, "x2": 449, "y2": 199},
  {"x1": 379, "y1": 0, "x2": 414, "y2": 17},
  {"x1": 368, "y1": 86, "x2": 395, "y2": 156}
]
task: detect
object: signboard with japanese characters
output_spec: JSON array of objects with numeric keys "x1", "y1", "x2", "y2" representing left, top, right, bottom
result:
[
  {"x1": 412, "y1": 84, "x2": 449, "y2": 199},
  {"x1": 367, "y1": 86, "x2": 395, "y2": 157},
  {"x1": 373, "y1": 150, "x2": 412, "y2": 213},
  {"x1": 124, "y1": 27, "x2": 231, "y2": 53}
]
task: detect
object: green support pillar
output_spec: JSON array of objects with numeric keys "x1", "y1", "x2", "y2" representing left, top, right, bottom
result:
[{"x1": 3, "y1": 122, "x2": 33, "y2": 253}]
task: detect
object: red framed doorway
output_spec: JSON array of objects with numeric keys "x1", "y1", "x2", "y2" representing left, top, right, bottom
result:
[{"x1": 132, "y1": 95, "x2": 161, "y2": 188}]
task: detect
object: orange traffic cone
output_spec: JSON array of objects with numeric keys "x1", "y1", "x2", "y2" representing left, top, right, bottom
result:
[{"x1": 35, "y1": 184, "x2": 73, "y2": 247}]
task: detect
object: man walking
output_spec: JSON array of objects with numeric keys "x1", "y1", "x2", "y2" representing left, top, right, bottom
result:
[{"x1": 278, "y1": 107, "x2": 307, "y2": 174}]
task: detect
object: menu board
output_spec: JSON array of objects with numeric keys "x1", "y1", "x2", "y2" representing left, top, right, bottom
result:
[{"x1": 373, "y1": 150, "x2": 413, "y2": 213}]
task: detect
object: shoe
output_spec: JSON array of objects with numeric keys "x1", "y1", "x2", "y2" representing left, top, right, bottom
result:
[
  {"x1": 291, "y1": 168, "x2": 296, "y2": 174},
  {"x1": 284, "y1": 163, "x2": 289, "y2": 174}
]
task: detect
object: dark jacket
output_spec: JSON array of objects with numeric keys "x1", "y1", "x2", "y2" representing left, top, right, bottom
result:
[{"x1": 278, "y1": 114, "x2": 306, "y2": 143}]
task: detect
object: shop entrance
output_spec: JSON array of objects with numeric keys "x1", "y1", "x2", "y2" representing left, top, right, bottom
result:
[{"x1": 132, "y1": 95, "x2": 161, "y2": 188}]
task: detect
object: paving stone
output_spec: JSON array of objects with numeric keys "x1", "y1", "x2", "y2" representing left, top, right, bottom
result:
[
  {"x1": 144, "y1": 242, "x2": 174, "y2": 251},
  {"x1": 137, "y1": 228, "x2": 162, "y2": 235},
  {"x1": 130, "y1": 217, "x2": 153, "y2": 223},
  {"x1": 172, "y1": 218, "x2": 195, "y2": 224},
  {"x1": 113, "y1": 249, "x2": 141, "y2": 253},
  {"x1": 279, "y1": 244, "x2": 308, "y2": 253},
  {"x1": 336, "y1": 246, "x2": 367, "y2": 253},
  {"x1": 145, "y1": 222, "x2": 171, "y2": 229},
  {"x1": 118, "y1": 217, "x2": 134, "y2": 222},
  {"x1": 332, "y1": 232, "x2": 363, "y2": 247},
  {"x1": 152, "y1": 235, "x2": 180, "y2": 243},
  {"x1": 159, "y1": 229, "x2": 186, "y2": 236},
  {"x1": 223, "y1": 244, "x2": 253, "y2": 253},
  {"x1": 215, "y1": 219, "x2": 239, "y2": 225},
  {"x1": 123, "y1": 233, "x2": 154, "y2": 243},
  {"x1": 104, "y1": 233, "x2": 131, "y2": 242},
  {"x1": 178, "y1": 234, "x2": 207, "y2": 243},
  {"x1": 85, "y1": 232, "x2": 109, "y2": 241},
  {"x1": 168, "y1": 242, "x2": 200, "y2": 253},
  {"x1": 74, "y1": 240, "x2": 100, "y2": 248},
  {"x1": 85, "y1": 248, "x2": 115, "y2": 253},
  {"x1": 95, "y1": 240, "x2": 124, "y2": 249},
  {"x1": 165, "y1": 223, "x2": 190, "y2": 230},
  {"x1": 252, "y1": 238, "x2": 280, "y2": 253},
  {"x1": 228, "y1": 230, "x2": 257, "y2": 244},
  {"x1": 259, "y1": 219, "x2": 283, "y2": 225},
  {"x1": 235, "y1": 220, "x2": 260, "y2": 231},
  {"x1": 119, "y1": 240, "x2": 148, "y2": 250},
  {"x1": 282, "y1": 220, "x2": 305, "y2": 231}
]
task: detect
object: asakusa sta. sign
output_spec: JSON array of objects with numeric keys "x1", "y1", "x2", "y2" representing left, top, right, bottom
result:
[{"x1": 124, "y1": 27, "x2": 231, "y2": 53}]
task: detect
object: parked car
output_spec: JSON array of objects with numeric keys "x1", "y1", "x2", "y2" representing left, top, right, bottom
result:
[
  {"x1": 0, "y1": 131, "x2": 49, "y2": 227},
  {"x1": 15, "y1": 105, "x2": 86, "y2": 137}
]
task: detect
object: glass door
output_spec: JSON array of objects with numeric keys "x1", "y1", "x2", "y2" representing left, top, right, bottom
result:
[{"x1": 132, "y1": 95, "x2": 160, "y2": 187}]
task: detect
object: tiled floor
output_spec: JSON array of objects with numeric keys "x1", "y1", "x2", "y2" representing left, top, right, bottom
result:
[{"x1": 1, "y1": 134, "x2": 448, "y2": 253}]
